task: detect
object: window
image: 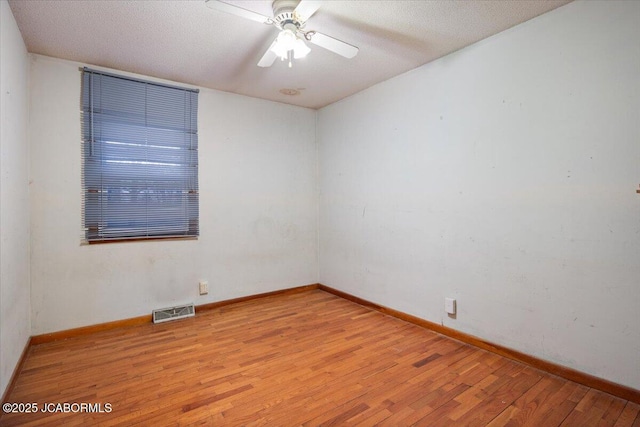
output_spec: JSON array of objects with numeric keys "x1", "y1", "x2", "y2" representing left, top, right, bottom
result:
[{"x1": 81, "y1": 68, "x2": 199, "y2": 243}]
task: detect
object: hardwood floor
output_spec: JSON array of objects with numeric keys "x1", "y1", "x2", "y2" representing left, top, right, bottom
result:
[{"x1": 1, "y1": 289, "x2": 638, "y2": 426}]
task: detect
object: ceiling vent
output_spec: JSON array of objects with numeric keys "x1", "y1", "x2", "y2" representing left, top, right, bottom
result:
[{"x1": 152, "y1": 303, "x2": 195, "y2": 323}]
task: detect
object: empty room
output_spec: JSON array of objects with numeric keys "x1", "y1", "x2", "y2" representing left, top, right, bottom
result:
[{"x1": 1, "y1": 0, "x2": 639, "y2": 425}]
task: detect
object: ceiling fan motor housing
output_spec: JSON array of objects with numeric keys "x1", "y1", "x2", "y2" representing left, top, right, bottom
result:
[{"x1": 272, "y1": 0, "x2": 304, "y2": 30}]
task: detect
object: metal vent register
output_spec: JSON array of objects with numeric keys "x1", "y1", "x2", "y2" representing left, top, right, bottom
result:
[{"x1": 152, "y1": 303, "x2": 195, "y2": 323}]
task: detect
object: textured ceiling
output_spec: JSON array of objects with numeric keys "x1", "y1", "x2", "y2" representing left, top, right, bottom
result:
[{"x1": 9, "y1": 0, "x2": 571, "y2": 109}]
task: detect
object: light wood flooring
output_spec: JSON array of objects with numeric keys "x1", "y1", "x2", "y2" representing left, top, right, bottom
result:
[{"x1": 1, "y1": 289, "x2": 639, "y2": 426}]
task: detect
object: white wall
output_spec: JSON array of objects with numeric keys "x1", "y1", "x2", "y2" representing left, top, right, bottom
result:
[
  {"x1": 0, "y1": 0, "x2": 31, "y2": 396},
  {"x1": 318, "y1": 0, "x2": 640, "y2": 389},
  {"x1": 29, "y1": 55, "x2": 318, "y2": 334}
]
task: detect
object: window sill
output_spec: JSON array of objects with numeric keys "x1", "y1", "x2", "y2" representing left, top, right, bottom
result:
[{"x1": 81, "y1": 236, "x2": 198, "y2": 245}]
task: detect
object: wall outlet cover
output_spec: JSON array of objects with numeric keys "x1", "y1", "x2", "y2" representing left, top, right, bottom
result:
[
  {"x1": 445, "y1": 297, "x2": 456, "y2": 315},
  {"x1": 199, "y1": 281, "x2": 209, "y2": 295}
]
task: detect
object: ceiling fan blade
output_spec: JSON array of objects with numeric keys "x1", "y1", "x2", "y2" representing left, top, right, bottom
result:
[
  {"x1": 294, "y1": 0, "x2": 322, "y2": 22},
  {"x1": 308, "y1": 31, "x2": 359, "y2": 59},
  {"x1": 205, "y1": 0, "x2": 271, "y2": 24},
  {"x1": 257, "y1": 39, "x2": 279, "y2": 67}
]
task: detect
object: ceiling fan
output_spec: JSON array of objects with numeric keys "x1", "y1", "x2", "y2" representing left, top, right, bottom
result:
[{"x1": 205, "y1": 0, "x2": 359, "y2": 68}]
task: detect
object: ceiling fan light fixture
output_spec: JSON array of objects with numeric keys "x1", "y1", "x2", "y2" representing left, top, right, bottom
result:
[
  {"x1": 293, "y1": 37, "x2": 310, "y2": 59},
  {"x1": 270, "y1": 29, "x2": 310, "y2": 66},
  {"x1": 271, "y1": 29, "x2": 297, "y2": 59}
]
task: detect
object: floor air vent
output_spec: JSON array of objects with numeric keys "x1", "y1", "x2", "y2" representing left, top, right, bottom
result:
[{"x1": 152, "y1": 303, "x2": 195, "y2": 323}]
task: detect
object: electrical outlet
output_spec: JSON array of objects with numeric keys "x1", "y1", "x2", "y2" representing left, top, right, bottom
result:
[
  {"x1": 199, "y1": 281, "x2": 209, "y2": 295},
  {"x1": 445, "y1": 297, "x2": 456, "y2": 315}
]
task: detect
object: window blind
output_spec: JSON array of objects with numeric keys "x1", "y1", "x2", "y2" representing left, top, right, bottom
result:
[{"x1": 81, "y1": 68, "x2": 199, "y2": 242}]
